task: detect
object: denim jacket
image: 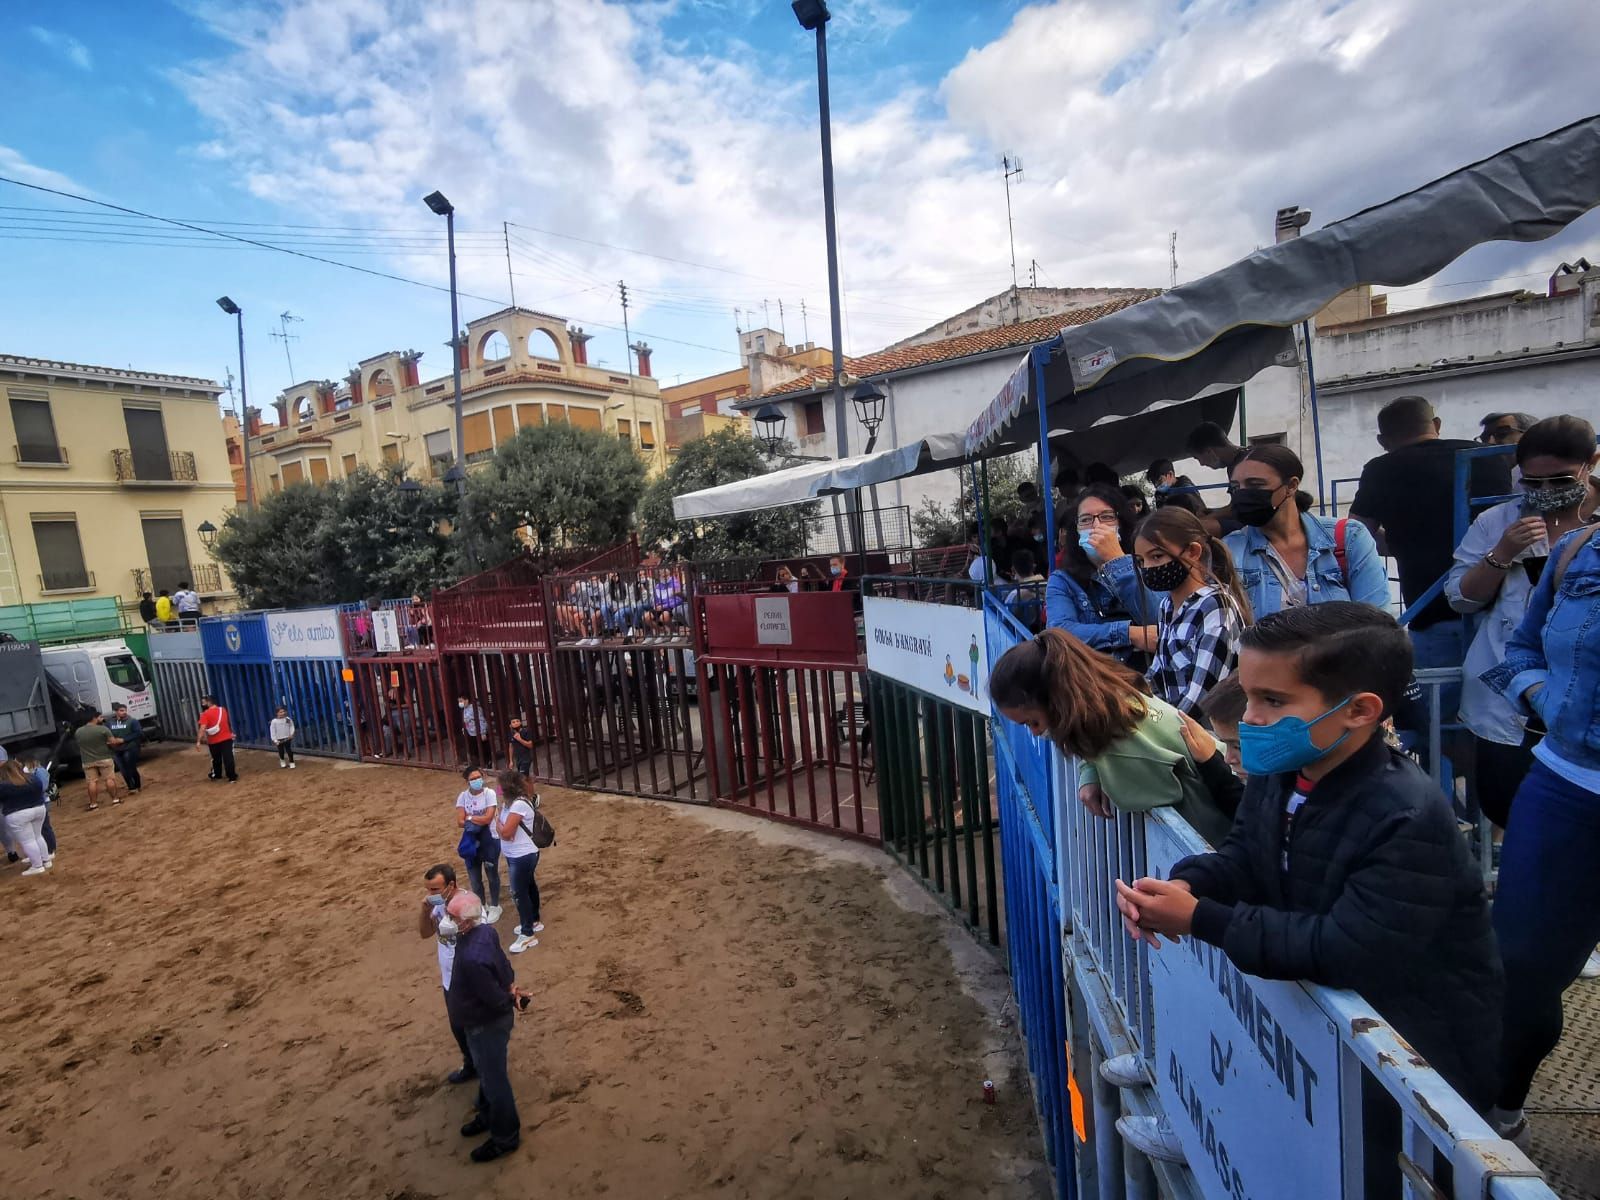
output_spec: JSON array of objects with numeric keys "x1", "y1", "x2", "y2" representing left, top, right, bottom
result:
[
  {"x1": 1223, "y1": 512, "x2": 1390, "y2": 619},
  {"x1": 1483, "y1": 526, "x2": 1600, "y2": 781},
  {"x1": 1046, "y1": 555, "x2": 1157, "y2": 655}
]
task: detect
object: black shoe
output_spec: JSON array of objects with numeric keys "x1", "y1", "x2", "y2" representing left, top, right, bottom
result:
[
  {"x1": 448, "y1": 1066, "x2": 478, "y2": 1085},
  {"x1": 460, "y1": 1115, "x2": 489, "y2": 1138},
  {"x1": 470, "y1": 1139, "x2": 516, "y2": 1163}
]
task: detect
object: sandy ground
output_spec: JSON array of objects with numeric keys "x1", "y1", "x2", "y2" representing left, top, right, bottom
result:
[{"x1": 1, "y1": 743, "x2": 1049, "y2": 1200}]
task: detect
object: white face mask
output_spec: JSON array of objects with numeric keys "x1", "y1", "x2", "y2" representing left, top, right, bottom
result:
[{"x1": 436, "y1": 915, "x2": 459, "y2": 941}]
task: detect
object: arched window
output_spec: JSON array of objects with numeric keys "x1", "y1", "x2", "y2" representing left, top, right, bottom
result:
[
  {"x1": 480, "y1": 330, "x2": 512, "y2": 363},
  {"x1": 292, "y1": 394, "x2": 315, "y2": 421},
  {"x1": 368, "y1": 368, "x2": 396, "y2": 400},
  {"x1": 527, "y1": 328, "x2": 563, "y2": 361}
]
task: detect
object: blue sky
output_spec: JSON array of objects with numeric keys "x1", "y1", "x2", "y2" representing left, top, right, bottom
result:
[{"x1": 3, "y1": 0, "x2": 1597, "y2": 411}]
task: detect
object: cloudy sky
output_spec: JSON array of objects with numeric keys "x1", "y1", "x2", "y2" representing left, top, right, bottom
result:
[{"x1": 2, "y1": 0, "x2": 1598, "y2": 403}]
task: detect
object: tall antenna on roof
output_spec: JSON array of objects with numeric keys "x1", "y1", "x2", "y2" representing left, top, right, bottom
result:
[
  {"x1": 1001, "y1": 153, "x2": 1024, "y2": 292},
  {"x1": 269, "y1": 311, "x2": 302, "y2": 385}
]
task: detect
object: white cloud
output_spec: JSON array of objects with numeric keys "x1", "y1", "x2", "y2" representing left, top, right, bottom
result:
[
  {"x1": 28, "y1": 25, "x2": 93, "y2": 71},
  {"x1": 167, "y1": 0, "x2": 1600, "y2": 377},
  {"x1": 0, "y1": 145, "x2": 94, "y2": 195}
]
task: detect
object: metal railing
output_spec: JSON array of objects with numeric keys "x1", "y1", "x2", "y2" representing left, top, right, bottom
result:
[
  {"x1": 130, "y1": 563, "x2": 223, "y2": 597},
  {"x1": 110, "y1": 448, "x2": 198, "y2": 483},
  {"x1": 983, "y1": 592, "x2": 1556, "y2": 1200},
  {"x1": 14, "y1": 442, "x2": 67, "y2": 464},
  {"x1": 800, "y1": 503, "x2": 913, "y2": 556}
]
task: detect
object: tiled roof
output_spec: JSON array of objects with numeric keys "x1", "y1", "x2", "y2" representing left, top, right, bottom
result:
[
  {"x1": 0, "y1": 353, "x2": 221, "y2": 389},
  {"x1": 747, "y1": 292, "x2": 1159, "y2": 400}
]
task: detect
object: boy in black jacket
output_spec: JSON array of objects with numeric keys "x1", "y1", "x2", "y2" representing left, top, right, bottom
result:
[{"x1": 1114, "y1": 602, "x2": 1502, "y2": 1112}]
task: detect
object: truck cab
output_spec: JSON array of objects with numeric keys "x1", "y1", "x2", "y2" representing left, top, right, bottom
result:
[{"x1": 40, "y1": 639, "x2": 159, "y2": 733}]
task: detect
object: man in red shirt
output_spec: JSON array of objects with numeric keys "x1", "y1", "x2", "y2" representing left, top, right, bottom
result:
[{"x1": 195, "y1": 693, "x2": 239, "y2": 783}]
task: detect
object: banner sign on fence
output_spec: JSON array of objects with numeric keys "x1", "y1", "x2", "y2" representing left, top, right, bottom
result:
[
  {"x1": 268, "y1": 607, "x2": 345, "y2": 659},
  {"x1": 1143, "y1": 816, "x2": 1343, "y2": 1200},
  {"x1": 863, "y1": 596, "x2": 989, "y2": 713},
  {"x1": 372, "y1": 609, "x2": 402, "y2": 653}
]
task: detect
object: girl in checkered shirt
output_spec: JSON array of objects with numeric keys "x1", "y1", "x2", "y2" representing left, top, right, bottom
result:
[{"x1": 1133, "y1": 507, "x2": 1253, "y2": 718}]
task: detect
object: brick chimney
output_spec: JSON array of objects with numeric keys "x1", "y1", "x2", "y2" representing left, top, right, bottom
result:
[
  {"x1": 454, "y1": 333, "x2": 469, "y2": 371},
  {"x1": 317, "y1": 381, "x2": 339, "y2": 415},
  {"x1": 345, "y1": 369, "x2": 364, "y2": 407},
  {"x1": 569, "y1": 326, "x2": 591, "y2": 366},
  {"x1": 400, "y1": 351, "x2": 422, "y2": 388},
  {"x1": 632, "y1": 341, "x2": 653, "y2": 378},
  {"x1": 273, "y1": 399, "x2": 288, "y2": 426},
  {"x1": 246, "y1": 407, "x2": 262, "y2": 437}
]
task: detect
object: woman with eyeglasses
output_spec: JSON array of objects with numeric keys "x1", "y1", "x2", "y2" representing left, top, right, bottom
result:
[
  {"x1": 1449, "y1": 415, "x2": 1598, "y2": 831},
  {"x1": 1221, "y1": 444, "x2": 1390, "y2": 618},
  {"x1": 1044, "y1": 484, "x2": 1160, "y2": 661}
]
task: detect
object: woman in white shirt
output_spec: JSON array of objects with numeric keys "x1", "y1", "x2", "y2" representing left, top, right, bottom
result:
[
  {"x1": 495, "y1": 770, "x2": 545, "y2": 954},
  {"x1": 454, "y1": 767, "x2": 503, "y2": 924},
  {"x1": 1448, "y1": 415, "x2": 1598, "y2": 828}
]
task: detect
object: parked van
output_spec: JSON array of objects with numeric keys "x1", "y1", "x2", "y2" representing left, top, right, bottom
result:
[{"x1": 40, "y1": 639, "x2": 158, "y2": 733}]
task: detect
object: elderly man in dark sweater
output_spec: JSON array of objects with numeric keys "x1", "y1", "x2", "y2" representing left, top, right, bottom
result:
[{"x1": 446, "y1": 891, "x2": 531, "y2": 1162}]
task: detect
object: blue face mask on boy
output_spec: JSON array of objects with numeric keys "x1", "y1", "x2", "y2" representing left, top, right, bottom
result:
[{"x1": 1237, "y1": 696, "x2": 1354, "y2": 775}]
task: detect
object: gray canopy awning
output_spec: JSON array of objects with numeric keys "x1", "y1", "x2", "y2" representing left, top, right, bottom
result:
[{"x1": 966, "y1": 114, "x2": 1600, "y2": 453}]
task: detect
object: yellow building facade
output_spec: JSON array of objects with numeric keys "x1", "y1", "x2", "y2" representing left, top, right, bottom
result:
[
  {"x1": 247, "y1": 307, "x2": 668, "y2": 494},
  {"x1": 0, "y1": 355, "x2": 236, "y2": 609}
]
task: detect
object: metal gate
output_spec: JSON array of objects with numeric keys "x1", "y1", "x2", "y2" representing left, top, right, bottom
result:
[
  {"x1": 546, "y1": 563, "x2": 704, "y2": 802},
  {"x1": 265, "y1": 607, "x2": 358, "y2": 759},
  {"x1": 695, "y1": 587, "x2": 875, "y2": 841},
  {"x1": 148, "y1": 628, "x2": 209, "y2": 742},
  {"x1": 198, "y1": 613, "x2": 277, "y2": 749}
]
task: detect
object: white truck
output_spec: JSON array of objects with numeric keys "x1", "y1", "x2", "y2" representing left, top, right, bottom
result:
[{"x1": 40, "y1": 639, "x2": 158, "y2": 733}]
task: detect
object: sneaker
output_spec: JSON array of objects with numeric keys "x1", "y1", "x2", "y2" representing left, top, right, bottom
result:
[
  {"x1": 509, "y1": 934, "x2": 538, "y2": 953},
  {"x1": 460, "y1": 1114, "x2": 489, "y2": 1138},
  {"x1": 289, "y1": 762, "x2": 296, "y2": 769},
  {"x1": 21, "y1": 866, "x2": 48, "y2": 877},
  {"x1": 1115, "y1": 1115, "x2": 1186, "y2": 1163},
  {"x1": 1581, "y1": 947, "x2": 1600, "y2": 980},
  {"x1": 485, "y1": 905, "x2": 503, "y2": 925},
  {"x1": 43, "y1": 858, "x2": 54, "y2": 869},
  {"x1": 1099, "y1": 1053, "x2": 1147, "y2": 1089},
  {"x1": 529, "y1": 922, "x2": 545, "y2": 934},
  {"x1": 279, "y1": 762, "x2": 287, "y2": 769},
  {"x1": 448, "y1": 1066, "x2": 479, "y2": 1085},
  {"x1": 470, "y1": 1139, "x2": 516, "y2": 1163}
]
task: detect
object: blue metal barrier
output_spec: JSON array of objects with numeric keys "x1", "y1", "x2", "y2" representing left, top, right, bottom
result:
[
  {"x1": 199, "y1": 612, "x2": 277, "y2": 749},
  {"x1": 981, "y1": 601, "x2": 1554, "y2": 1200},
  {"x1": 266, "y1": 606, "x2": 357, "y2": 759}
]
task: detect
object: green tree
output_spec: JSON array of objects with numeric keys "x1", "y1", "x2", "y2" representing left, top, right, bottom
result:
[
  {"x1": 639, "y1": 427, "x2": 815, "y2": 561},
  {"x1": 461, "y1": 422, "x2": 647, "y2": 565},
  {"x1": 910, "y1": 452, "x2": 1038, "y2": 547},
  {"x1": 211, "y1": 469, "x2": 460, "y2": 608}
]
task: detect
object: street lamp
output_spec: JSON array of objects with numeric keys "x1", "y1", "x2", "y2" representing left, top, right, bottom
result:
[
  {"x1": 197, "y1": 520, "x2": 218, "y2": 550},
  {"x1": 851, "y1": 380, "x2": 886, "y2": 453},
  {"x1": 215, "y1": 295, "x2": 254, "y2": 508},
  {"x1": 754, "y1": 405, "x2": 787, "y2": 457},
  {"x1": 422, "y1": 190, "x2": 466, "y2": 502}
]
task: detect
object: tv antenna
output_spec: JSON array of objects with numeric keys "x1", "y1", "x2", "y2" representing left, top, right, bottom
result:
[
  {"x1": 269, "y1": 311, "x2": 303, "y2": 383},
  {"x1": 1001, "y1": 154, "x2": 1024, "y2": 290}
]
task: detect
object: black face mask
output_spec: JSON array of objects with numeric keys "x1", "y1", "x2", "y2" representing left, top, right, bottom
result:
[
  {"x1": 1231, "y1": 486, "x2": 1285, "y2": 527},
  {"x1": 1139, "y1": 559, "x2": 1191, "y2": 592}
]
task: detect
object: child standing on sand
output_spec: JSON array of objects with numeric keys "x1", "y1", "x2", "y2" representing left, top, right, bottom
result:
[{"x1": 271, "y1": 706, "x2": 297, "y2": 769}]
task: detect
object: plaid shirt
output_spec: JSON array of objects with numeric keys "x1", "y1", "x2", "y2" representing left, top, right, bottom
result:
[{"x1": 1146, "y1": 586, "x2": 1241, "y2": 716}]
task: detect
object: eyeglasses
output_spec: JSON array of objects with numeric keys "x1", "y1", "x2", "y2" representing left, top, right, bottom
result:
[
  {"x1": 1075, "y1": 511, "x2": 1120, "y2": 529},
  {"x1": 1521, "y1": 474, "x2": 1582, "y2": 490},
  {"x1": 1478, "y1": 426, "x2": 1520, "y2": 444}
]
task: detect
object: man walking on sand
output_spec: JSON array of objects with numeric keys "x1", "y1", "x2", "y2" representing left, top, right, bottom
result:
[
  {"x1": 446, "y1": 890, "x2": 531, "y2": 1163},
  {"x1": 419, "y1": 864, "x2": 478, "y2": 1086},
  {"x1": 74, "y1": 710, "x2": 125, "y2": 811},
  {"x1": 196, "y1": 693, "x2": 238, "y2": 783},
  {"x1": 106, "y1": 701, "x2": 144, "y2": 793}
]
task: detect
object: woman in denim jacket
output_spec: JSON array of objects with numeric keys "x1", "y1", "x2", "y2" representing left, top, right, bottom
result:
[
  {"x1": 1221, "y1": 444, "x2": 1389, "y2": 617},
  {"x1": 1481, "y1": 510, "x2": 1600, "y2": 1145},
  {"x1": 1045, "y1": 484, "x2": 1159, "y2": 662}
]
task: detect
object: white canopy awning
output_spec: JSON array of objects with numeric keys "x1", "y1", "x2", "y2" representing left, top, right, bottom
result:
[{"x1": 671, "y1": 431, "x2": 983, "y2": 521}]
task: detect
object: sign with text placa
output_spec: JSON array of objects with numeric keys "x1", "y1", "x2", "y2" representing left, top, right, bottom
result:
[
  {"x1": 1144, "y1": 816, "x2": 1343, "y2": 1200},
  {"x1": 754, "y1": 597, "x2": 793, "y2": 645},
  {"x1": 863, "y1": 596, "x2": 989, "y2": 713},
  {"x1": 372, "y1": 609, "x2": 402, "y2": 654},
  {"x1": 267, "y1": 608, "x2": 345, "y2": 660}
]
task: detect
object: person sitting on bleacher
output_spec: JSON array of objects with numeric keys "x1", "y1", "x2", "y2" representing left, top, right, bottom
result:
[{"x1": 1115, "y1": 602, "x2": 1502, "y2": 1114}]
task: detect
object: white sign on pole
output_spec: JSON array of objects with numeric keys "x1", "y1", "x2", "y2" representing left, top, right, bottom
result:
[
  {"x1": 372, "y1": 609, "x2": 402, "y2": 654},
  {"x1": 862, "y1": 596, "x2": 989, "y2": 713},
  {"x1": 268, "y1": 607, "x2": 345, "y2": 659},
  {"x1": 1143, "y1": 816, "x2": 1343, "y2": 1200},
  {"x1": 754, "y1": 597, "x2": 793, "y2": 645}
]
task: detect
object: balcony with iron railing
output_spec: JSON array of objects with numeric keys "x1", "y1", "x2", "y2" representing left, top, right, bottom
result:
[
  {"x1": 130, "y1": 562, "x2": 224, "y2": 596},
  {"x1": 111, "y1": 448, "x2": 198, "y2": 485}
]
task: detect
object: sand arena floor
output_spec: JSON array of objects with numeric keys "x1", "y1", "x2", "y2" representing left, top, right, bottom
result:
[{"x1": 1, "y1": 744, "x2": 1049, "y2": 1199}]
